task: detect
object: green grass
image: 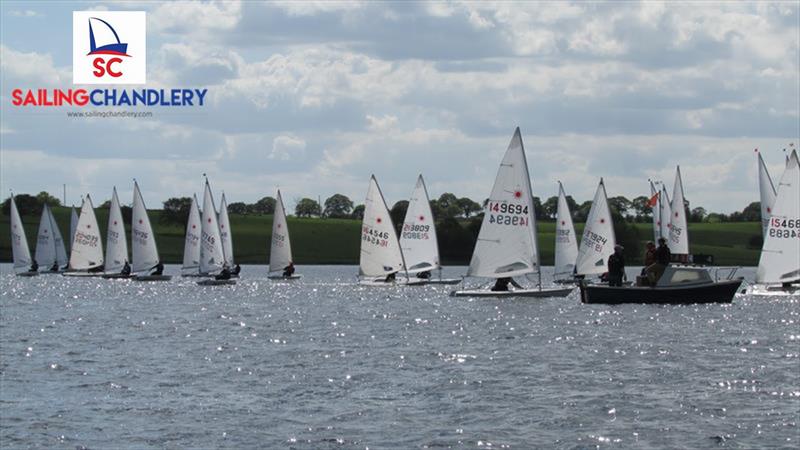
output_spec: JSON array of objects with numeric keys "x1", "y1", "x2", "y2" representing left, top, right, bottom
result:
[{"x1": 0, "y1": 207, "x2": 763, "y2": 266}]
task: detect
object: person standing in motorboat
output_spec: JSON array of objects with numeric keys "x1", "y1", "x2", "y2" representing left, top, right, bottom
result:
[
  {"x1": 607, "y1": 245, "x2": 625, "y2": 287},
  {"x1": 646, "y1": 237, "x2": 671, "y2": 285}
]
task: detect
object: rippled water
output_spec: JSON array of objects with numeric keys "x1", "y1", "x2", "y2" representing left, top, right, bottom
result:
[{"x1": 1, "y1": 264, "x2": 797, "y2": 449}]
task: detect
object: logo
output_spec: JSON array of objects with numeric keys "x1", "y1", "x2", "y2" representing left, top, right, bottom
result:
[{"x1": 73, "y1": 11, "x2": 146, "y2": 84}]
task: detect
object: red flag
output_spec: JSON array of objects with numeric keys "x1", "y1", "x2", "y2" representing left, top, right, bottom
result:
[{"x1": 647, "y1": 191, "x2": 659, "y2": 207}]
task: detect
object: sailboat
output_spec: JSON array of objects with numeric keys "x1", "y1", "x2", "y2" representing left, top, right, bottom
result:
[
  {"x1": 35, "y1": 204, "x2": 61, "y2": 273},
  {"x1": 218, "y1": 193, "x2": 238, "y2": 277},
  {"x1": 49, "y1": 206, "x2": 69, "y2": 271},
  {"x1": 181, "y1": 194, "x2": 202, "y2": 277},
  {"x1": 64, "y1": 195, "x2": 105, "y2": 277},
  {"x1": 553, "y1": 181, "x2": 578, "y2": 283},
  {"x1": 749, "y1": 149, "x2": 800, "y2": 295},
  {"x1": 452, "y1": 128, "x2": 572, "y2": 298},
  {"x1": 268, "y1": 190, "x2": 301, "y2": 280},
  {"x1": 9, "y1": 195, "x2": 38, "y2": 276},
  {"x1": 358, "y1": 175, "x2": 422, "y2": 286},
  {"x1": 757, "y1": 151, "x2": 777, "y2": 237},
  {"x1": 400, "y1": 175, "x2": 459, "y2": 285},
  {"x1": 574, "y1": 179, "x2": 616, "y2": 280},
  {"x1": 130, "y1": 181, "x2": 170, "y2": 281},
  {"x1": 668, "y1": 166, "x2": 689, "y2": 261},
  {"x1": 197, "y1": 179, "x2": 235, "y2": 286},
  {"x1": 69, "y1": 206, "x2": 79, "y2": 252},
  {"x1": 102, "y1": 187, "x2": 131, "y2": 279}
]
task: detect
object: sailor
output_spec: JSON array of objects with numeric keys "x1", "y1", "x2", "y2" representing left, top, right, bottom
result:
[
  {"x1": 607, "y1": 245, "x2": 625, "y2": 287},
  {"x1": 283, "y1": 262, "x2": 295, "y2": 277},
  {"x1": 151, "y1": 262, "x2": 164, "y2": 276},
  {"x1": 232, "y1": 264, "x2": 241, "y2": 276},
  {"x1": 29, "y1": 259, "x2": 39, "y2": 273},
  {"x1": 121, "y1": 261, "x2": 131, "y2": 276},
  {"x1": 384, "y1": 271, "x2": 397, "y2": 283},
  {"x1": 417, "y1": 270, "x2": 431, "y2": 279},
  {"x1": 646, "y1": 238, "x2": 671, "y2": 285},
  {"x1": 49, "y1": 261, "x2": 59, "y2": 272},
  {"x1": 215, "y1": 264, "x2": 232, "y2": 280},
  {"x1": 491, "y1": 277, "x2": 523, "y2": 291}
]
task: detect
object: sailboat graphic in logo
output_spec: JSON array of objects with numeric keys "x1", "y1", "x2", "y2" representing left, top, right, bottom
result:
[{"x1": 87, "y1": 17, "x2": 129, "y2": 57}]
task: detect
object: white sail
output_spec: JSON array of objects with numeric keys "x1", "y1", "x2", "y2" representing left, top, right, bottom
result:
[
  {"x1": 35, "y1": 204, "x2": 57, "y2": 269},
  {"x1": 182, "y1": 194, "x2": 202, "y2": 274},
  {"x1": 104, "y1": 187, "x2": 129, "y2": 273},
  {"x1": 69, "y1": 206, "x2": 79, "y2": 251},
  {"x1": 668, "y1": 166, "x2": 689, "y2": 255},
  {"x1": 131, "y1": 181, "x2": 160, "y2": 274},
  {"x1": 200, "y1": 180, "x2": 225, "y2": 275},
  {"x1": 69, "y1": 195, "x2": 103, "y2": 270},
  {"x1": 49, "y1": 206, "x2": 68, "y2": 267},
  {"x1": 467, "y1": 127, "x2": 539, "y2": 279},
  {"x1": 9, "y1": 196, "x2": 33, "y2": 271},
  {"x1": 359, "y1": 175, "x2": 406, "y2": 278},
  {"x1": 757, "y1": 150, "x2": 800, "y2": 284},
  {"x1": 757, "y1": 152, "x2": 777, "y2": 237},
  {"x1": 218, "y1": 193, "x2": 234, "y2": 266},
  {"x1": 554, "y1": 181, "x2": 578, "y2": 280},
  {"x1": 400, "y1": 175, "x2": 441, "y2": 274},
  {"x1": 659, "y1": 184, "x2": 671, "y2": 241},
  {"x1": 575, "y1": 179, "x2": 616, "y2": 276},
  {"x1": 269, "y1": 190, "x2": 294, "y2": 273}
]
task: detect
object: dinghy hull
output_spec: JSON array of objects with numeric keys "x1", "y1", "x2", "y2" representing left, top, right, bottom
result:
[
  {"x1": 16, "y1": 271, "x2": 39, "y2": 277},
  {"x1": 102, "y1": 273, "x2": 132, "y2": 279},
  {"x1": 268, "y1": 274, "x2": 302, "y2": 280},
  {"x1": 579, "y1": 279, "x2": 742, "y2": 304},
  {"x1": 133, "y1": 275, "x2": 172, "y2": 282},
  {"x1": 197, "y1": 279, "x2": 236, "y2": 286},
  {"x1": 359, "y1": 279, "x2": 427, "y2": 287}
]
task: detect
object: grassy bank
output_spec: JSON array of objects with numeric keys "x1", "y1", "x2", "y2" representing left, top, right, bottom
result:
[{"x1": 0, "y1": 207, "x2": 762, "y2": 266}]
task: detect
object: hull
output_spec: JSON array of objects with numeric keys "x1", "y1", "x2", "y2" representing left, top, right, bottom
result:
[
  {"x1": 746, "y1": 283, "x2": 799, "y2": 297},
  {"x1": 133, "y1": 275, "x2": 172, "y2": 282},
  {"x1": 451, "y1": 287, "x2": 574, "y2": 298},
  {"x1": 102, "y1": 273, "x2": 133, "y2": 279},
  {"x1": 197, "y1": 279, "x2": 236, "y2": 286},
  {"x1": 268, "y1": 274, "x2": 303, "y2": 280},
  {"x1": 358, "y1": 279, "x2": 427, "y2": 287},
  {"x1": 16, "y1": 271, "x2": 39, "y2": 277},
  {"x1": 63, "y1": 271, "x2": 105, "y2": 278},
  {"x1": 423, "y1": 278, "x2": 461, "y2": 285},
  {"x1": 579, "y1": 280, "x2": 742, "y2": 304}
]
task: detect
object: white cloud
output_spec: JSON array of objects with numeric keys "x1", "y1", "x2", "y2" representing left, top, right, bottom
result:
[
  {"x1": 271, "y1": 135, "x2": 306, "y2": 160},
  {"x1": 0, "y1": 45, "x2": 65, "y2": 85}
]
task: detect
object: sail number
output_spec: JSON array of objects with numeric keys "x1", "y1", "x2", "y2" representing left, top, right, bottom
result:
[
  {"x1": 769, "y1": 217, "x2": 800, "y2": 238},
  {"x1": 402, "y1": 223, "x2": 430, "y2": 240},
  {"x1": 362, "y1": 225, "x2": 389, "y2": 247},
  {"x1": 487, "y1": 202, "x2": 529, "y2": 227},
  {"x1": 556, "y1": 229, "x2": 572, "y2": 243},
  {"x1": 581, "y1": 230, "x2": 607, "y2": 252}
]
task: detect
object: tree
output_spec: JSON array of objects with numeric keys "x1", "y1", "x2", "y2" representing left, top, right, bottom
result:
[
  {"x1": 630, "y1": 195, "x2": 652, "y2": 222},
  {"x1": 99, "y1": 200, "x2": 112, "y2": 208},
  {"x1": 36, "y1": 191, "x2": 61, "y2": 207},
  {"x1": 228, "y1": 202, "x2": 248, "y2": 215},
  {"x1": 2, "y1": 194, "x2": 40, "y2": 216},
  {"x1": 608, "y1": 196, "x2": 632, "y2": 221},
  {"x1": 573, "y1": 200, "x2": 593, "y2": 223},
  {"x1": 542, "y1": 196, "x2": 559, "y2": 220},
  {"x1": 390, "y1": 200, "x2": 409, "y2": 233},
  {"x1": 351, "y1": 204, "x2": 365, "y2": 220},
  {"x1": 740, "y1": 202, "x2": 760, "y2": 222},
  {"x1": 251, "y1": 196, "x2": 276, "y2": 215},
  {"x1": 456, "y1": 197, "x2": 481, "y2": 218},
  {"x1": 161, "y1": 197, "x2": 193, "y2": 225},
  {"x1": 690, "y1": 207, "x2": 706, "y2": 223},
  {"x1": 532, "y1": 196, "x2": 546, "y2": 220},
  {"x1": 295, "y1": 198, "x2": 321, "y2": 217},
  {"x1": 324, "y1": 194, "x2": 354, "y2": 219},
  {"x1": 434, "y1": 193, "x2": 461, "y2": 219}
]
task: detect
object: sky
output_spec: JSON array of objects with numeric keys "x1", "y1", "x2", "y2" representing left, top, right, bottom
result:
[{"x1": 1, "y1": 1, "x2": 798, "y2": 214}]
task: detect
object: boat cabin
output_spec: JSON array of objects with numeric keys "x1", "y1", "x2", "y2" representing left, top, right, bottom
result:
[{"x1": 656, "y1": 266, "x2": 713, "y2": 288}]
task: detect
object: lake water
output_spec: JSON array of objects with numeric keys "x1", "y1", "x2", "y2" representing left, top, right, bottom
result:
[{"x1": 1, "y1": 264, "x2": 797, "y2": 449}]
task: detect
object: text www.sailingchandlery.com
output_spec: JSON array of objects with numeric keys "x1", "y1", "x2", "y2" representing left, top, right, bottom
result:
[{"x1": 67, "y1": 110, "x2": 153, "y2": 119}]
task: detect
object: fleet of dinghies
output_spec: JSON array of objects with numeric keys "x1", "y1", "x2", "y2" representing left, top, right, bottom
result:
[{"x1": 6, "y1": 131, "x2": 797, "y2": 302}]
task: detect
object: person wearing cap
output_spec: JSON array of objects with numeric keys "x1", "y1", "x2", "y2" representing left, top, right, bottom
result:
[{"x1": 607, "y1": 244, "x2": 625, "y2": 287}]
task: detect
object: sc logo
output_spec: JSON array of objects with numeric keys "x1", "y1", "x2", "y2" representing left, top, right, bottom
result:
[{"x1": 93, "y1": 57, "x2": 124, "y2": 78}]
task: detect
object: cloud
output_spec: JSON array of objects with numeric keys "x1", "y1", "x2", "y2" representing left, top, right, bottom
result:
[{"x1": 271, "y1": 135, "x2": 306, "y2": 160}]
